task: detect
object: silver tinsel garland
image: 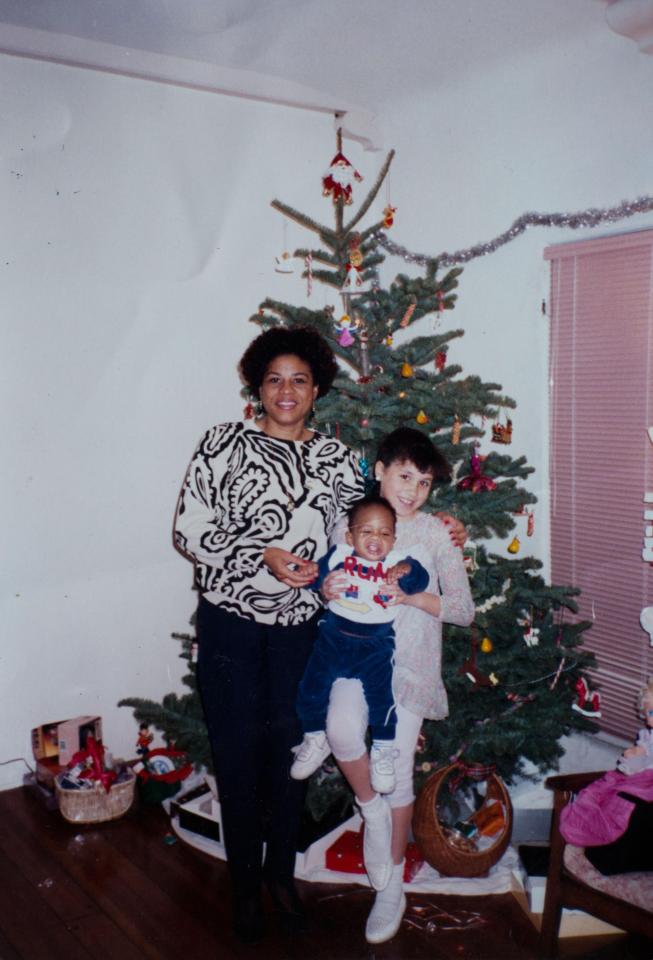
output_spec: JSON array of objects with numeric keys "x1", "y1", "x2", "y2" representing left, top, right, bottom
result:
[{"x1": 372, "y1": 195, "x2": 653, "y2": 266}]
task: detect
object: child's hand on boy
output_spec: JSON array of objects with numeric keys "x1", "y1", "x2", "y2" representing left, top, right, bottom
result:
[
  {"x1": 386, "y1": 562, "x2": 411, "y2": 584},
  {"x1": 435, "y1": 512, "x2": 467, "y2": 548},
  {"x1": 383, "y1": 583, "x2": 408, "y2": 606}
]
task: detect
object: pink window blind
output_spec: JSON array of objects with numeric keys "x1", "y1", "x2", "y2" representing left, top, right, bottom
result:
[{"x1": 545, "y1": 230, "x2": 653, "y2": 741}]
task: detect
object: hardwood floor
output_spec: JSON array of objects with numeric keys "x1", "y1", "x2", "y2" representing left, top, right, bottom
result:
[{"x1": 0, "y1": 784, "x2": 649, "y2": 960}]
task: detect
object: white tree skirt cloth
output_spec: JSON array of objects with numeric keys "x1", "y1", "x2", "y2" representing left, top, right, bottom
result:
[{"x1": 171, "y1": 806, "x2": 524, "y2": 896}]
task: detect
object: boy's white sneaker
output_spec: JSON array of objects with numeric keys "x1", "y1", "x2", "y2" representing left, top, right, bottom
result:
[
  {"x1": 365, "y1": 860, "x2": 406, "y2": 943},
  {"x1": 370, "y1": 741, "x2": 397, "y2": 794},
  {"x1": 290, "y1": 731, "x2": 331, "y2": 780},
  {"x1": 359, "y1": 793, "x2": 393, "y2": 890}
]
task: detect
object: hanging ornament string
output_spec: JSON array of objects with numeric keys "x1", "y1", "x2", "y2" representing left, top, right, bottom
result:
[
  {"x1": 371, "y1": 195, "x2": 653, "y2": 267},
  {"x1": 503, "y1": 657, "x2": 579, "y2": 691}
]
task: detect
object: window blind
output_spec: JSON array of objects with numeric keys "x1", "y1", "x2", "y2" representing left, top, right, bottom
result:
[{"x1": 545, "y1": 230, "x2": 653, "y2": 741}]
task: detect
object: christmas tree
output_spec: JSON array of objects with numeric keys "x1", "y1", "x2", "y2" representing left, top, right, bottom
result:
[{"x1": 120, "y1": 131, "x2": 597, "y2": 820}]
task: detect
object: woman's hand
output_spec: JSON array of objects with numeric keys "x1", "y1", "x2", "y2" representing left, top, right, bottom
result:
[
  {"x1": 263, "y1": 547, "x2": 317, "y2": 588},
  {"x1": 435, "y1": 512, "x2": 467, "y2": 548},
  {"x1": 320, "y1": 569, "x2": 348, "y2": 601}
]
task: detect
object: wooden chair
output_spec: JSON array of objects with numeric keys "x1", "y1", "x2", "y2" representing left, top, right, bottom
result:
[{"x1": 540, "y1": 770, "x2": 653, "y2": 957}]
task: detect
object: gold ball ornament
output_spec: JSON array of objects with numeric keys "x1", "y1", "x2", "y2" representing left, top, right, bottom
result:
[
  {"x1": 480, "y1": 636, "x2": 493, "y2": 653},
  {"x1": 416, "y1": 410, "x2": 428, "y2": 425},
  {"x1": 508, "y1": 536, "x2": 520, "y2": 554},
  {"x1": 401, "y1": 362, "x2": 414, "y2": 378}
]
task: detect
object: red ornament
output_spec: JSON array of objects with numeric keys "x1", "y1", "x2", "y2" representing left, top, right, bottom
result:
[
  {"x1": 244, "y1": 402, "x2": 255, "y2": 420},
  {"x1": 572, "y1": 676, "x2": 602, "y2": 718},
  {"x1": 322, "y1": 152, "x2": 363, "y2": 205},
  {"x1": 360, "y1": 418, "x2": 369, "y2": 427},
  {"x1": 383, "y1": 205, "x2": 396, "y2": 228},
  {"x1": 457, "y1": 447, "x2": 497, "y2": 492},
  {"x1": 492, "y1": 418, "x2": 513, "y2": 445},
  {"x1": 435, "y1": 351, "x2": 447, "y2": 371},
  {"x1": 458, "y1": 633, "x2": 493, "y2": 690}
]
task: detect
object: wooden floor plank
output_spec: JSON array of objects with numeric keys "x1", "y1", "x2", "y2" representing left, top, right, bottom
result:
[
  {"x1": 64, "y1": 912, "x2": 153, "y2": 960},
  {"x1": 0, "y1": 790, "x2": 223, "y2": 960},
  {"x1": 0, "y1": 813, "x2": 96, "y2": 924},
  {"x1": 0, "y1": 786, "x2": 648, "y2": 960},
  {"x1": 0, "y1": 927, "x2": 23, "y2": 960},
  {"x1": 0, "y1": 846, "x2": 91, "y2": 960}
]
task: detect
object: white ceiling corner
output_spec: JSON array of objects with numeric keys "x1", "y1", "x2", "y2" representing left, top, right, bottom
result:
[{"x1": 0, "y1": 0, "x2": 648, "y2": 149}]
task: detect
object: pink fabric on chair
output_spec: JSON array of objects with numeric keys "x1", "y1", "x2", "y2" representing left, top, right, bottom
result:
[{"x1": 559, "y1": 769, "x2": 653, "y2": 846}]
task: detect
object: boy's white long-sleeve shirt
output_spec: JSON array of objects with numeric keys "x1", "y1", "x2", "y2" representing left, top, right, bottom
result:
[{"x1": 333, "y1": 510, "x2": 475, "y2": 719}]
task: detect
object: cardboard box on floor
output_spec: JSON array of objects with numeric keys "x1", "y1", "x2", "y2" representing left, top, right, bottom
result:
[{"x1": 31, "y1": 716, "x2": 103, "y2": 767}]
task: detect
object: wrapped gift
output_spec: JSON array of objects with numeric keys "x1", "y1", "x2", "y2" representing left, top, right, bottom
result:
[
  {"x1": 325, "y1": 828, "x2": 365, "y2": 874},
  {"x1": 32, "y1": 716, "x2": 102, "y2": 766},
  {"x1": 325, "y1": 829, "x2": 424, "y2": 882},
  {"x1": 404, "y1": 841, "x2": 424, "y2": 882}
]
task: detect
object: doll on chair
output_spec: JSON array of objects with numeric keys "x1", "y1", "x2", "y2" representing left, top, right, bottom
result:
[{"x1": 617, "y1": 678, "x2": 653, "y2": 775}]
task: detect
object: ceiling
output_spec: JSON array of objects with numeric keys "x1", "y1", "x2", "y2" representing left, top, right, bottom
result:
[{"x1": 0, "y1": 0, "x2": 647, "y2": 148}]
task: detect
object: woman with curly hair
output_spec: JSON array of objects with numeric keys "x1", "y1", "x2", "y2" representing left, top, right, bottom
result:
[
  {"x1": 174, "y1": 326, "x2": 365, "y2": 943},
  {"x1": 175, "y1": 326, "x2": 466, "y2": 945}
]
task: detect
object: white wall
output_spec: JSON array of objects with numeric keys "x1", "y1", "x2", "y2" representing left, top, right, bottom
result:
[
  {"x1": 0, "y1": 54, "x2": 338, "y2": 787},
  {"x1": 3, "y1": 14, "x2": 653, "y2": 789}
]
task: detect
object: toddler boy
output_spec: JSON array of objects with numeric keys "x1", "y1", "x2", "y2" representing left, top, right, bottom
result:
[{"x1": 290, "y1": 493, "x2": 428, "y2": 793}]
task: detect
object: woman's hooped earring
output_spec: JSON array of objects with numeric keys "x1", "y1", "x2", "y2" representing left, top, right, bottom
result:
[{"x1": 255, "y1": 399, "x2": 264, "y2": 418}]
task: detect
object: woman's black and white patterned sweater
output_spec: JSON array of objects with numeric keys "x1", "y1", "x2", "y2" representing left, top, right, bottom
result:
[{"x1": 174, "y1": 421, "x2": 364, "y2": 626}]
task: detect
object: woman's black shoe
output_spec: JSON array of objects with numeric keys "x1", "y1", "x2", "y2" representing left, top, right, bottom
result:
[
  {"x1": 265, "y1": 879, "x2": 308, "y2": 934},
  {"x1": 233, "y1": 894, "x2": 267, "y2": 944}
]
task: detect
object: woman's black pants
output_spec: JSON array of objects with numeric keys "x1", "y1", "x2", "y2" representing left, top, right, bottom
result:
[{"x1": 196, "y1": 597, "x2": 318, "y2": 898}]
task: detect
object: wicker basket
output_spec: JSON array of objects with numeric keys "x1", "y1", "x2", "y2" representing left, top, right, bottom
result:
[
  {"x1": 412, "y1": 763, "x2": 513, "y2": 878},
  {"x1": 55, "y1": 769, "x2": 136, "y2": 824}
]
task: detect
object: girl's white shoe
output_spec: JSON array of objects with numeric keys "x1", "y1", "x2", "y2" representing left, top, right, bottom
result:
[
  {"x1": 358, "y1": 793, "x2": 393, "y2": 891},
  {"x1": 365, "y1": 859, "x2": 406, "y2": 943}
]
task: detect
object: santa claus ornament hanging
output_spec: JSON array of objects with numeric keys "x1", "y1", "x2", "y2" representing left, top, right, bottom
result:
[
  {"x1": 572, "y1": 676, "x2": 602, "y2": 718},
  {"x1": 322, "y1": 151, "x2": 363, "y2": 205}
]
